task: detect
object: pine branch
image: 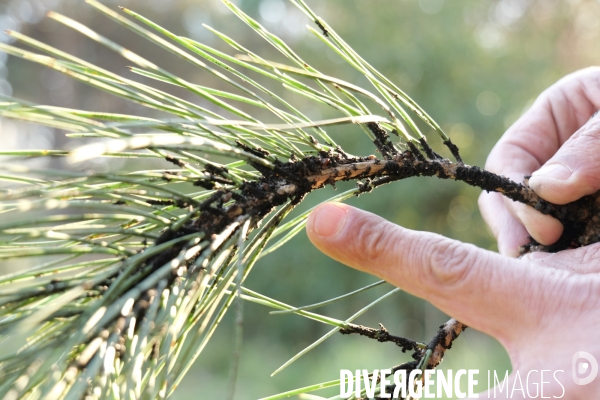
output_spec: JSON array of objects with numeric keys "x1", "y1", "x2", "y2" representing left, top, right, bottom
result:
[{"x1": 0, "y1": 1, "x2": 598, "y2": 398}]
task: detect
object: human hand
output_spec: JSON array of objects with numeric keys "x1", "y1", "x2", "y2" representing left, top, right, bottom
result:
[
  {"x1": 306, "y1": 203, "x2": 600, "y2": 398},
  {"x1": 480, "y1": 67, "x2": 600, "y2": 257}
]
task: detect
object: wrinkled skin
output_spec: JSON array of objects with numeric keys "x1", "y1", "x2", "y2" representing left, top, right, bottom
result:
[{"x1": 306, "y1": 68, "x2": 600, "y2": 399}]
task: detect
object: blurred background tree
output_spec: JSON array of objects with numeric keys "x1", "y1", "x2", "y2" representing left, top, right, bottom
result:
[{"x1": 1, "y1": 0, "x2": 599, "y2": 398}]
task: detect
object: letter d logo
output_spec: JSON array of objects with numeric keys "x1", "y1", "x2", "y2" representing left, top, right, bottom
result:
[{"x1": 572, "y1": 351, "x2": 599, "y2": 385}]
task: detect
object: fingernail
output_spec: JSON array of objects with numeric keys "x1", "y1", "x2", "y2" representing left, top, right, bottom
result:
[
  {"x1": 312, "y1": 204, "x2": 347, "y2": 237},
  {"x1": 532, "y1": 163, "x2": 572, "y2": 181}
]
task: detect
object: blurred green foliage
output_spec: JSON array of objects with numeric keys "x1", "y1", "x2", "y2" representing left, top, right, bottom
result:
[{"x1": 2, "y1": 0, "x2": 600, "y2": 398}]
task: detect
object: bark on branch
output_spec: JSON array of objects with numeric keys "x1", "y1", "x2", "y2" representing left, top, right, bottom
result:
[
  {"x1": 340, "y1": 323, "x2": 422, "y2": 353},
  {"x1": 225, "y1": 150, "x2": 600, "y2": 253},
  {"x1": 425, "y1": 319, "x2": 467, "y2": 369}
]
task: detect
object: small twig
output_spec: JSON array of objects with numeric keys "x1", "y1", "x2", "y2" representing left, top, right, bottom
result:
[
  {"x1": 418, "y1": 138, "x2": 440, "y2": 160},
  {"x1": 443, "y1": 139, "x2": 463, "y2": 164},
  {"x1": 366, "y1": 122, "x2": 397, "y2": 159},
  {"x1": 340, "y1": 323, "x2": 424, "y2": 353}
]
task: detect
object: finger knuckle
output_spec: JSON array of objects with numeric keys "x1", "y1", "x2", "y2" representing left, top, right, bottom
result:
[
  {"x1": 426, "y1": 239, "x2": 477, "y2": 290},
  {"x1": 353, "y1": 219, "x2": 396, "y2": 267}
]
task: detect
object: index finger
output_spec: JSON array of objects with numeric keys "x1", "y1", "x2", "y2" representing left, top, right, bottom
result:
[{"x1": 305, "y1": 203, "x2": 564, "y2": 341}]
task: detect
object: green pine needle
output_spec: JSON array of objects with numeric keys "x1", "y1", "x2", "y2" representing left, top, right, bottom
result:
[{"x1": 0, "y1": 1, "x2": 451, "y2": 398}]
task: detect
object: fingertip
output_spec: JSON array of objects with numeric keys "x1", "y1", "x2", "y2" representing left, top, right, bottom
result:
[
  {"x1": 529, "y1": 176, "x2": 596, "y2": 205},
  {"x1": 513, "y1": 202, "x2": 564, "y2": 245},
  {"x1": 306, "y1": 202, "x2": 349, "y2": 240},
  {"x1": 529, "y1": 157, "x2": 600, "y2": 204},
  {"x1": 528, "y1": 163, "x2": 577, "y2": 204}
]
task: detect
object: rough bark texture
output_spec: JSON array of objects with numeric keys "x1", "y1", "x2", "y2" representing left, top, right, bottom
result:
[
  {"x1": 340, "y1": 323, "x2": 421, "y2": 353},
  {"x1": 425, "y1": 319, "x2": 467, "y2": 369},
  {"x1": 193, "y1": 148, "x2": 600, "y2": 254}
]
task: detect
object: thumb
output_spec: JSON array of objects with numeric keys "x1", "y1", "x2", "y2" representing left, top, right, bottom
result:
[
  {"x1": 529, "y1": 115, "x2": 600, "y2": 204},
  {"x1": 306, "y1": 202, "x2": 548, "y2": 340}
]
